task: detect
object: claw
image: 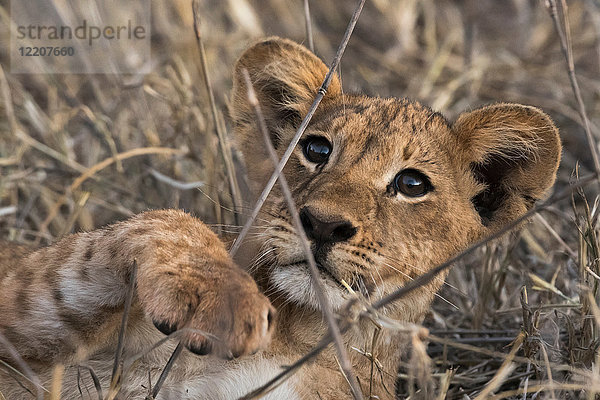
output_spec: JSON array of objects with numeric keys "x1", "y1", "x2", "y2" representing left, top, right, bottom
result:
[
  {"x1": 187, "y1": 341, "x2": 212, "y2": 356},
  {"x1": 153, "y1": 320, "x2": 177, "y2": 336}
]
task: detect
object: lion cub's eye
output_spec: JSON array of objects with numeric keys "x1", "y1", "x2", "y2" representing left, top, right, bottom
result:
[
  {"x1": 393, "y1": 169, "x2": 433, "y2": 197},
  {"x1": 302, "y1": 136, "x2": 332, "y2": 164}
]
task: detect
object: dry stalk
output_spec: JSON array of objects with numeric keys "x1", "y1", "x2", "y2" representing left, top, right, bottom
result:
[
  {"x1": 142, "y1": 329, "x2": 223, "y2": 399},
  {"x1": 573, "y1": 174, "x2": 600, "y2": 347},
  {"x1": 77, "y1": 364, "x2": 103, "y2": 400},
  {"x1": 150, "y1": 342, "x2": 184, "y2": 399},
  {"x1": 428, "y1": 333, "x2": 594, "y2": 378},
  {"x1": 534, "y1": 213, "x2": 577, "y2": 258},
  {"x1": 241, "y1": 69, "x2": 363, "y2": 399},
  {"x1": 473, "y1": 332, "x2": 524, "y2": 400},
  {"x1": 122, "y1": 328, "x2": 217, "y2": 375},
  {"x1": 407, "y1": 328, "x2": 434, "y2": 398},
  {"x1": 546, "y1": 0, "x2": 600, "y2": 186},
  {"x1": 489, "y1": 383, "x2": 600, "y2": 399},
  {"x1": 521, "y1": 361, "x2": 531, "y2": 400},
  {"x1": 49, "y1": 364, "x2": 65, "y2": 400},
  {"x1": 108, "y1": 260, "x2": 138, "y2": 399},
  {"x1": 149, "y1": 169, "x2": 205, "y2": 190},
  {"x1": 539, "y1": 342, "x2": 557, "y2": 400},
  {"x1": 368, "y1": 326, "x2": 382, "y2": 399},
  {"x1": 238, "y1": 333, "x2": 335, "y2": 400},
  {"x1": 192, "y1": 0, "x2": 243, "y2": 226},
  {"x1": 229, "y1": 0, "x2": 367, "y2": 257},
  {"x1": 436, "y1": 368, "x2": 454, "y2": 400},
  {"x1": 304, "y1": 0, "x2": 315, "y2": 52},
  {"x1": 58, "y1": 191, "x2": 91, "y2": 237},
  {"x1": 586, "y1": 290, "x2": 600, "y2": 400},
  {"x1": 495, "y1": 303, "x2": 579, "y2": 315}
]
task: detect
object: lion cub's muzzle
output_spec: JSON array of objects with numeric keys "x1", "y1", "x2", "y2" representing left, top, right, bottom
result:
[
  {"x1": 299, "y1": 206, "x2": 358, "y2": 280},
  {"x1": 299, "y1": 206, "x2": 357, "y2": 249}
]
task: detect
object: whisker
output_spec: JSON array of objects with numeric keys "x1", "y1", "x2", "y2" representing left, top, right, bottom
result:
[
  {"x1": 378, "y1": 253, "x2": 466, "y2": 296},
  {"x1": 380, "y1": 261, "x2": 459, "y2": 310},
  {"x1": 197, "y1": 186, "x2": 285, "y2": 226},
  {"x1": 208, "y1": 223, "x2": 270, "y2": 229}
]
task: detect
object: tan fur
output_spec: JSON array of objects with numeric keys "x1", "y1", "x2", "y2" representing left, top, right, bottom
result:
[{"x1": 0, "y1": 37, "x2": 561, "y2": 399}]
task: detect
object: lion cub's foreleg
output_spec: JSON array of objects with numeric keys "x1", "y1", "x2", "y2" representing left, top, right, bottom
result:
[{"x1": 0, "y1": 209, "x2": 274, "y2": 366}]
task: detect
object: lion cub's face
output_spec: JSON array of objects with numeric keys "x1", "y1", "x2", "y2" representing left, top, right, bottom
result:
[{"x1": 231, "y1": 38, "x2": 561, "y2": 320}]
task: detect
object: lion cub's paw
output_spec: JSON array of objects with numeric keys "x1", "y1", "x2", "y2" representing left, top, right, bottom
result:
[
  {"x1": 184, "y1": 273, "x2": 275, "y2": 359},
  {"x1": 138, "y1": 255, "x2": 275, "y2": 359}
]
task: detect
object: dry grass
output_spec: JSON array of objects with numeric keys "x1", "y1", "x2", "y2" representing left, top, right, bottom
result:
[{"x1": 1, "y1": 0, "x2": 600, "y2": 398}]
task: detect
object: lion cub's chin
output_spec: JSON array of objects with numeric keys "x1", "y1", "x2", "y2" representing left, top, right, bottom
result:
[{"x1": 270, "y1": 263, "x2": 351, "y2": 311}]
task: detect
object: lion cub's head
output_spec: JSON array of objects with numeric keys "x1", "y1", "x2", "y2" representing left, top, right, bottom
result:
[{"x1": 230, "y1": 37, "x2": 560, "y2": 321}]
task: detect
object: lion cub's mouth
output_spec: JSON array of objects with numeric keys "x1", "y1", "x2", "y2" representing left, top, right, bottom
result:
[
  {"x1": 283, "y1": 259, "x2": 344, "y2": 286},
  {"x1": 315, "y1": 261, "x2": 346, "y2": 288},
  {"x1": 270, "y1": 259, "x2": 353, "y2": 310}
]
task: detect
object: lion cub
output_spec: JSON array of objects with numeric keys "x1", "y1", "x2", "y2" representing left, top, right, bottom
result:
[{"x1": 0, "y1": 37, "x2": 560, "y2": 399}]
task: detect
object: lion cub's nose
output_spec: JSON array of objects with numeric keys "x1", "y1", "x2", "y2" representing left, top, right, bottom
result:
[{"x1": 299, "y1": 207, "x2": 357, "y2": 245}]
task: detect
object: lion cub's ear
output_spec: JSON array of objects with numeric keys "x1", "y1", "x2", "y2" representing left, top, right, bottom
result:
[
  {"x1": 231, "y1": 37, "x2": 341, "y2": 148},
  {"x1": 453, "y1": 103, "x2": 561, "y2": 230}
]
